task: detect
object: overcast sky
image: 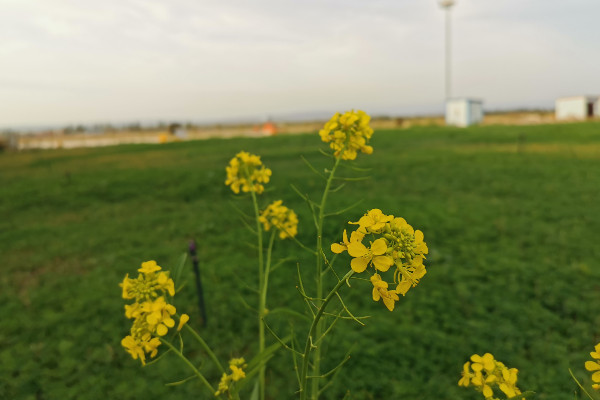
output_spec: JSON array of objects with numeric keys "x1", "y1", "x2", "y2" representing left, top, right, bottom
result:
[{"x1": 1, "y1": 0, "x2": 599, "y2": 128}]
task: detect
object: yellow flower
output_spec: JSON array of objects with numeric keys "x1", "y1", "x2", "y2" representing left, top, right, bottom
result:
[
  {"x1": 177, "y1": 314, "x2": 189, "y2": 331},
  {"x1": 141, "y1": 296, "x2": 176, "y2": 336},
  {"x1": 331, "y1": 229, "x2": 365, "y2": 254},
  {"x1": 332, "y1": 209, "x2": 430, "y2": 312},
  {"x1": 230, "y1": 365, "x2": 245, "y2": 381},
  {"x1": 347, "y1": 238, "x2": 394, "y2": 273},
  {"x1": 459, "y1": 353, "x2": 523, "y2": 399},
  {"x1": 121, "y1": 335, "x2": 147, "y2": 364},
  {"x1": 471, "y1": 353, "x2": 496, "y2": 373},
  {"x1": 225, "y1": 151, "x2": 272, "y2": 194},
  {"x1": 459, "y1": 361, "x2": 472, "y2": 387},
  {"x1": 471, "y1": 371, "x2": 496, "y2": 398},
  {"x1": 259, "y1": 200, "x2": 299, "y2": 239},
  {"x1": 370, "y1": 273, "x2": 399, "y2": 311},
  {"x1": 215, "y1": 358, "x2": 247, "y2": 396},
  {"x1": 120, "y1": 261, "x2": 175, "y2": 301},
  {"x1": 586, "y1": 343, "x2": 600, "y2": 389},
  {"x1": 138, "y1": 260, "x2": 161, "y2": 274},
  {"x1": 215, "y1": 373, "x2": 231, "y2": 396},
  {"x1": 350, "y1": 209, "x2": 393, "y2": 233},
  {"x1": 319, "y1": 110, "x2": 374, "y2": 160},
  {"x1": 120, "y1": 260, "x2": 183, "y2": 365}
]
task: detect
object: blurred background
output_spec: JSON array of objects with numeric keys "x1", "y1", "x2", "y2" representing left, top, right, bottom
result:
[{"x1": 1, "y1": 1, "x2": 600, "y2": 399}]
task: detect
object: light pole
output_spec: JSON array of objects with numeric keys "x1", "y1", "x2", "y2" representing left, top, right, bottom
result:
[{"x1": 439, "y1": 0, "x2": 455, "y2": 101}]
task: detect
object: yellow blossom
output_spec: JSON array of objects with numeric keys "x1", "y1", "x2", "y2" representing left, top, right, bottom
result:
[
  {"x1": 586, "y1": 343, "x2": 600, "y2": 389},
  {"x1": 319, "y1": 110, "x2": 374, "y2": 160},
  {"x1": 370, "y1": 273, "x2": 399, "y2": 311},
  {"x1": 177, "y1": 314, "x2": 189, "y2": 331},
  {"x1": 120, "y1": 260, "x2": 182, "y2": 365},
  {"x1": 347, "y1": 238, "x2": 394, "y2": 273},
  {"x1": 459, "y1": 353, "x2": 523, "y2": 399},
  {"x1": 215, "y1": 358, "x2": 247, "y2": 397},
  {"x1": 259, "y1": 200, "x2": 299, "y2": 239},
  {"x1": 120, "y1": 260, "x2": 175, "y2": 301},
  {"x1": 459, "y1": 361, "x2": 472, "y2": 387},
  {"x1": 350, "y1": 209, "x2": 393, "y2": 233},
  {"x1": 331, "y1": 229, "x2": 364, "y2": 254},
  {"x1": 225, "y1": 151, "x2": 272, "y2": 194},
  {"x1": 331, "y1": 209, "x2": 429, "y2": 312}
]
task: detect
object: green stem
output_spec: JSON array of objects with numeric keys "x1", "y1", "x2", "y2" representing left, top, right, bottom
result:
[
  {"x1": 184, "y1": 324, "x2": 225, "y2": 373},
  {"x1": 299, "y1": 270, "x2": 354, "y2": 400},
  {"x1": 311, "y1": 156, "x2": 342, "y2": 399},
  {"x1": 569, "y1": 368, "x2": 595, "y2": 400},
  {"x1": 250, "y1": 188, "x2": 266, "y2": 400},
  {"x1": 160, "y1": 338, "x2": 215, "y2": 394},
  {"x1": 261, "y1": 231, "x2": 276, "y2": 319}
]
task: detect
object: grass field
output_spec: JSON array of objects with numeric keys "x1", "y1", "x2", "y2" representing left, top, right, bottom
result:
[{"x1": 2, "y1": 121, "x2": 600, "y2": 400}]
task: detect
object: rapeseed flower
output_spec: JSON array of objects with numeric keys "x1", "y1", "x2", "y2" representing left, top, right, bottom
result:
[
  {"x1": 350, "y1": 209, "x2": 393, "y2": 233},
  {"x1": 215, "y1": 358, "x2": 247, "y2": 397},
  {"x1": 120, "y1": 260, "x2": 188, "y2": 365},
  {"x1": 225, "y1": 151, "x2": 272, "y2": 194},
  {"x1": 459, "y1": 353, "x2": 523, "y2": 399},
  {"x1": 259, "y1": 200, "x2": 299, "y2": 239},
  {"x1": 586, "y1": 343, "x2": 600, "y2": 389},
  {"x1": 330, "y1": 229, "x2": 365, "y2": 254},
  {"x1": 347, "y1": 238, "x2": 393, "y2": 273},
  {"x1": 319, "y1": 110, "x2": 374, "y2": 160},
  {"x1": 370, "y1": 273, "x2": 399, "y2": 311},
  {"x1": 331, "y1": 209, "x2": 428, "y2": 311}
]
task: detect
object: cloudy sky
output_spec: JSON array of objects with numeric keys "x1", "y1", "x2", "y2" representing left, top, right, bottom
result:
[{"x1": 1, "y1": 0, "x2": 599, "y2": 128}]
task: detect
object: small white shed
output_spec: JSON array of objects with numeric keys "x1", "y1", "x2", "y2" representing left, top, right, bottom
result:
[
  {"x1": 555, "y1": 96, "x2": 599, "y2": 120},
  {"x1": 445, "y1": 98, "x2": 484, "y2": 127}
]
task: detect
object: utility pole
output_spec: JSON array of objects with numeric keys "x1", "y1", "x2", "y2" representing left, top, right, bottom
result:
[{"x1": 439, "y1": 0, "x2": 455, "y2": 101}]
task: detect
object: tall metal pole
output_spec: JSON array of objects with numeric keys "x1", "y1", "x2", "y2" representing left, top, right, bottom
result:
[
  {"x1": 445, "y1": 6, "x2": 451, "y2": 100},
  {"x1": 439, "y1": 1, "x2": 455, "y2": 101}
]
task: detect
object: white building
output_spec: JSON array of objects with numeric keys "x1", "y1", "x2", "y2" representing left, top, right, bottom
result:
[
  {"x1": 555, "y1": 96, "x2": 599, "y2": 120},
  {"x1": 445, "y1": 98, "x2": 484, "y2": 127}
]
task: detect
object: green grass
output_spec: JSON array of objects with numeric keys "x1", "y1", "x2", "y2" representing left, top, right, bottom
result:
[{"x1": 2, "y1": 122, "x2": 600, "y2": 399}]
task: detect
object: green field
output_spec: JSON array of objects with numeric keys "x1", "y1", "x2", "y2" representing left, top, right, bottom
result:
[{"x1": 2, "y1": 122, "x2": 600, "y2": 399}]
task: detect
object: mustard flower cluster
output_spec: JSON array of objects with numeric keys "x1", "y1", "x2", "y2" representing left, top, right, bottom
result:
[
  {"x1": 319, "y1": 110, "x2": 374, "y2": 160},
  {"x1": 459, "y1": 353, "x2": 523, "y2": 399},
  {"x1": 120, "y1": 260, "x2": 189, "y2": 365},
  {"x1": 331, "y1": 209, "x2": 428, "y2": 311},
  {"x1": 215, "y1": 358, "x2": 247, "y2": 397},
  {"x1": 225, "y1": 151, "x2": 272, "y2": 194},
  {"x1": 585, "y1": 343, "x2": 600, "y2": 390},
  {"x1": 259, "y1": 200, "x2": 299, "y2": 239}
]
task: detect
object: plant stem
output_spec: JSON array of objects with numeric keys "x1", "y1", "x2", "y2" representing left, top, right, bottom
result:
[
  {"x1": 160, "y1": 338, "x2": 215, "y2": 394},
  {"x1": 299, "y1": 270, "x2": 354, "y2": 400},
  {"x1": 183, "y1": 324, "x2": 225, "y2": 373},
  {"x1": 311, "y1": 156, "x2": 341, "y2": 399},
  {"x1": 250, "y1": 188, "x2": 266, "y2": 400},
  {"x1": 261, "y1": 231, "x2": 276, "y2": 321}
]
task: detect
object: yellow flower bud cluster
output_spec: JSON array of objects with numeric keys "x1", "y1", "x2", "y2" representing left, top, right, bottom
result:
[
  {"x1": 225, "y1": 151, "x2": 272, "y2": 194},
  {"x1": 585, "y1": 343, "x2": 600, "y2": 390},
  {"x1": 259, "y1": 200, "x2": 299, "y2": 239},
  {"x1": 120, "y1": 260, "x2": 189, "y2": 365},
  {"x1": 215, "y1": 358, "x2": 247, "y2": 397},
  {"x1": 319, "y1": 110, "x2": 374, "y2": 160},
  {"x1": 331, "y1": 209, "x2": 428, "y2": 311},
  {"x1": 459, "y1": 353, "x2": 523, "y2": 399}
]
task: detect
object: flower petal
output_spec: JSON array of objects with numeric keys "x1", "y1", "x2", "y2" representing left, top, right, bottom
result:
[
  {"x1": 370, "y1": 238, "x2": 387, "y2": 255},
  {"x1": 586, "y1": 361, "x2": 600, "y2": 371},
  {"x1": 350, "y1": 257, "x2": 369, "y2": 273},
  {"x1": 347, "y1": 242, "x2": 368, "y2": 258},
  {"x1": 373, "y1": 256, "x2": 394, "y2": 272},
  {"x1": 331, "y1": 243, "x2": 347, "y2": 254}
]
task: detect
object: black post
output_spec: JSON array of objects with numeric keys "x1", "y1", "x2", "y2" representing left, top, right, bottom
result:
[{"x1": 189, "y1": 240, "x2": 207, "y2": 327}]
